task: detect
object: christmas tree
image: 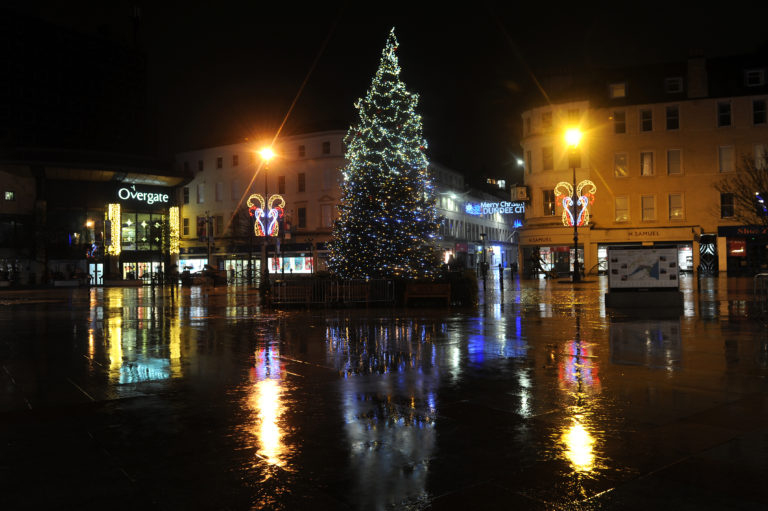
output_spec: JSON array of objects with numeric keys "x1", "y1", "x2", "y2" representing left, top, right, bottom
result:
[{"x1": 328, "y1": 28, "x2": 439, "y2": 280}]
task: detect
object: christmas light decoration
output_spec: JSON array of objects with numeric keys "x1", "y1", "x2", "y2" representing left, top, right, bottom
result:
[
  {"x1": 328, "y1": 28, "x2": 439, "y2": 279},
  {"x1": 554, "y1": 180, "x2": 596, "y2": 227},
  {"x1": 107, "y1": 203, "x2": 121, "y2": 255},
  {"x1": 168, "y1": 206, "x2": 180, "y2": 254},
  {"x1": 247, "y1": 193, "x2": 285, "y2": 237}
]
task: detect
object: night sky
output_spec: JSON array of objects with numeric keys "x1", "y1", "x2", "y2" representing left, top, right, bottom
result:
[{"x1": 9, "y1": 3, "x2": 768, "y2": 186}]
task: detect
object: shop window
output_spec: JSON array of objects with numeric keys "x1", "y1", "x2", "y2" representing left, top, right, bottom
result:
[{"x1": 720, "y1": 193, "x2": 734, "y2": 218}]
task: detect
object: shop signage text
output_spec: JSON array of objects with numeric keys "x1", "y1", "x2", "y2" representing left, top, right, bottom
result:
[
  {"x1": 628, "y1": 230, "x2": 660, "y2": 238},
  {"x1": 525, "y1": 236, "x2": 552, "y2": 243},
  {"x1": 465, "y1": 201, "x2": 525, "y2": 215},
  {"x1": 117, "y1": 185, "x2": 169, "y2": 205}
]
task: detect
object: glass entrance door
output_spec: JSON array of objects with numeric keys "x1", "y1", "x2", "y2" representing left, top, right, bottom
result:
[{"x1": 88, "y1": 263, "x2": 103, "y2": 285}]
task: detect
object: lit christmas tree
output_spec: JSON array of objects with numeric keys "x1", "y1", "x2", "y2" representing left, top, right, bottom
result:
[{"x1": 329, "y1": 28, "x2": 439, "y2": 279}]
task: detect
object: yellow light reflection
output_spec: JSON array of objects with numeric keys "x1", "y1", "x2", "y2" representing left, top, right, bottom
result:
[
  {"x1": 169, "y1": 319, "x2": 181, "y2": 378},
  {"x1": 562, "y1": 418, "x2": 595, "y2": 472},
  {"x1": 107, "y1": 316, "x2": 122, "y2": 381},
  {"x1": 249, "y1": 378, "x2": 287, "y2": 467}
]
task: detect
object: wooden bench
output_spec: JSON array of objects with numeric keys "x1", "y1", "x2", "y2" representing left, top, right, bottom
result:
[{"x1": 404, "y1": 282, "x2": 451, "y2": 306}]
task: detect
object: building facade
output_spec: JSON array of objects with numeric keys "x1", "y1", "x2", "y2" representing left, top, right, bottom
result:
[
  {"x1": 177, "y1": 133, "x2": 520, "y2": 281},
  {"x1": 520, "y1": 54, "x2": 768, "y2": 276}
]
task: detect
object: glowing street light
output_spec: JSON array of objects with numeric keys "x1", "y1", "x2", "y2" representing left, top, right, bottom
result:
[
  {"x1": 259, "y1": 147, "x2": 275, "y2": 293},
  {"x1": 259, "y1": 147, "x2": 275, "y2": 162},
  {"x1": 565, "y1": 128, "x2": 582, "y2": 282}
]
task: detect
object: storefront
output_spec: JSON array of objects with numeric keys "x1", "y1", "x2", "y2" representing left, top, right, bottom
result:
[
  {"x1": 718, "y1": 225, "x2": 768, "y2": 275},
  {"x1": 103, "y1": 184, "x2": 179, "y2": 283}
]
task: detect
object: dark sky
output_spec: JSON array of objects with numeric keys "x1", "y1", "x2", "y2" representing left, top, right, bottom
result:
[{"x1": 9, "y1": 3, "x2": 768, "y2": 185}]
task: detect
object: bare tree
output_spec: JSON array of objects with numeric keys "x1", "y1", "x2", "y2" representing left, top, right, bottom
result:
[{"x1": 716, "y1": 151, "x2": 768, "y2": 226}]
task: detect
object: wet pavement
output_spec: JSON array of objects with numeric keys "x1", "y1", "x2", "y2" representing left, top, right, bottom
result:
[{"x1": 0, "y1": 275, "x2": 766, "y2": 510}]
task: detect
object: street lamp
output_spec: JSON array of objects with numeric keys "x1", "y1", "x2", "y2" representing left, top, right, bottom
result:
[
  {"x1": 480, "y1": 232, "x2": 487, "y2": 283},
  {"x1": 565, "y1": 128, "x2": 582, "y2": 282},
  {"x1": 259, "y1": 147, "x2": 274, "y2": 291}
]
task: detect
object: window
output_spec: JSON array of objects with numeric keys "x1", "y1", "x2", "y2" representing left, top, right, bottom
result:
[
  {"x1": 753, "y1": 99, "x2": 766, "y2": 125},
  {"x1": 297, "y1": 173, "x2": 306, "y2": 192},
  {"x1": 609, "y1": 82, "x2": 626, "y2": 98},
  {"x1": 183, "y1": 187, "x2": 190, "y2": 204},
  {"x1": 322, "y1": 168, "x2": 336, "y2": 190},
  {"x1": 640, "y1": 109, "x2": 652, "y2": 132},
  {"x1": 298, "y1": 207, "x2": 307, "y2": 228},
  {"x1": 233, "y1": 154, "x2": 239, "y2": 166},
  {"x1": 755, "y1": 144, "x2": 768, "y2": 170},
  {"x1": 567, "y1": 109, "x2": 579, "y2": 123},
  {"x1": 543, "y1": 190, "x2": 556, "y2": 216},
  {"x1": 613, "y1": 111, "x2": 626, "y2": 134},
  {"x1": 745, "y1": 69, "x2": 766, "y2": 87},
  {"x1": 525, "y1": 150, "x2": 532, "y2": 174},
  {"x1": 524, "y1": 117, "x2": 531, "y2": 135},
  {"x1": 665, "y1": 77, "x2": 683, "y2": 93},
  {"x1": 321, "y1": 204, "x2": 333, "y2": 228},
  {"x1": 666, "y1": 106, "x2": 679, "y2": 130},
  {"x1": 614, "y1": 197, "x2": 629, "y2": 222},
  {"x1": 721, "y1": 193, "x2": 734, "y2": 218},
  {"x1": 197, "y1": 184, "x2": 204, "y2": 204},
  {"x1": 216, "y1": 157, "x2": 223, "y2": 169},
  {"x1": 198, "y1": 160, "x2": 203, "y2": 172},
  {"x1": 542, "y1": 146, "x2": 553, "y2": 170},
  {"x1": 641, "y1": 195, "x2": 656, "y2": 221},
  {"x1": 667, "y1": 149, "x2": 681, "y2": 175},
  {"x1": 322, "y1": 141, "x2": 331, "y2": 154},
  {"x1": 719, "y1": 146, "x2": 734, "y2": 172},
  {"x1": 4, "y1": 191, "x2": 14, "y2": 201},
  {"x1": 278, "y1": 176, "x2": 286, "y2": 194},
  {"x1": 669, "y1": 194, "x2": 683, "y2": 220},
  {"x1": 182, "y1": 218, "x2": 189, "y2": 236},
  {"x1": 717, "y1": 102, "x2": 731, "y2": 127},
  {"x1": 231, "y1": 180, "x2": 240, "y2": 200},
  {"x1": 614, "y1": 153, "x2": 628, "y2": 177},
  {"x1": 215, "y1": 182, "x2": 224, "y2": 201},
  {"x1": 215, "y1": 216, "x2": 224, "y2": 235},
  {"x1": 298, "y1": 145, "x2": 306, "y2": 157},
  {"x1": 640, "y1": 151, "x2": 654, "y2": 176},
  {"x1": 541, "y1": 111, "x2": 552, "y2": 128}
]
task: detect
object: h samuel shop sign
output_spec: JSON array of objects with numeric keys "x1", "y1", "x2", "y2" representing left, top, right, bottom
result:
[{"x1": 116, "y1": 185, "x2": 170, "y2": 205}]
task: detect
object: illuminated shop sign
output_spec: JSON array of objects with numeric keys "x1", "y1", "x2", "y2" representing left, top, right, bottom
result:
[
  {"x1": 465, "y1": 201, "x2": 525, "y2": 215},
  {"x1": 117, "y1": 185, "x2": 170, "y2": 205}
]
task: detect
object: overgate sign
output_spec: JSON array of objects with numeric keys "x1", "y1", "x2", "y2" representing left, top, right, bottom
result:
[
  {"x1": 117, "y1": 185, "x2": 170, "y2": 205},
  {"x1": 465, "y1": 201, "x2": 525, "y2": 215}
]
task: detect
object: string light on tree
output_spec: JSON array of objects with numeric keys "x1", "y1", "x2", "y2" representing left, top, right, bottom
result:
[{"x1": 328, "y1": 28, "x2": 439, "y2": 279}]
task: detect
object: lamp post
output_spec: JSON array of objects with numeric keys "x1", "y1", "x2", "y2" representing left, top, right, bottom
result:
[
  {"x1": 480, "y1": 232, "x2": 487, "y2": 284},
  {"x1": 565, "y1": 128, "x2": 582, "y2": 283},
  {"x1": 259, "y1": 147, "x2": 274, "y2": 291}
]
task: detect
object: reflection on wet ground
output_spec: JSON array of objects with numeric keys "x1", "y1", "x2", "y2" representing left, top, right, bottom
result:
[{"x1": 0, "y1": 275, "x2": 767, "y2": 509}]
